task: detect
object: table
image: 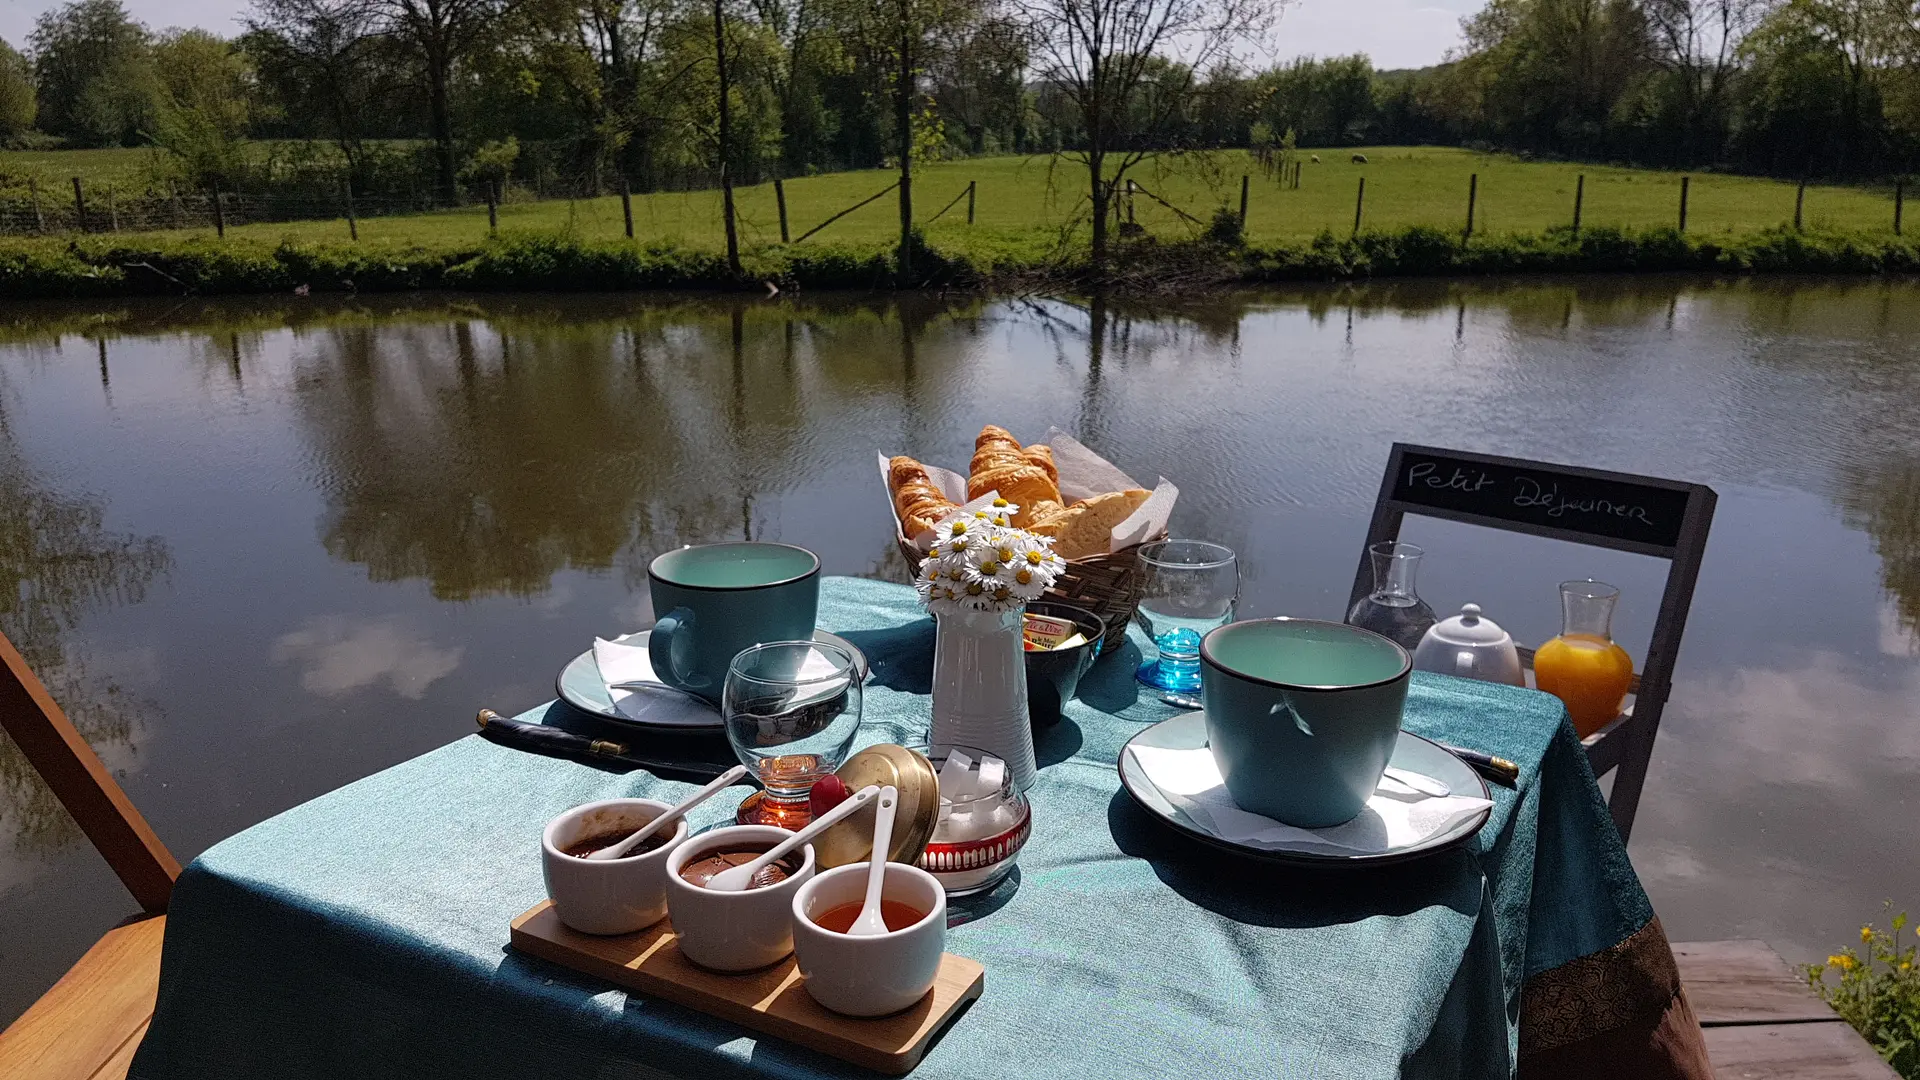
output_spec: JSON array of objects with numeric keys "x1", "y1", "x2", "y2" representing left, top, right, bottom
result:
[{"x1": 130, "y1": 577, "x2": 1710, "y2": 1080}]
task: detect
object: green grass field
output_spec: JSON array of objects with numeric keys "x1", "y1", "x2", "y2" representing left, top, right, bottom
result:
[{"x1": 5, "y1": 146, "x2": 1893, "y2": 253}]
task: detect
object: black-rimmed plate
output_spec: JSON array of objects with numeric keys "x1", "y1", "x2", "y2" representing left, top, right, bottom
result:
[
  {"x1": 1117, "y1": 711, "x2": 1492, "y2": 868},
  {"x1": 555, "y1": 629, "x2": 869, "y2": 733}
]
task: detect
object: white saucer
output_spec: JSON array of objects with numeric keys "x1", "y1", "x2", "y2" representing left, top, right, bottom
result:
[
  {"x1": 1117, "y1": 711, "x2": 1492, "y2": 867},
  {"x1": 556, "y1": 630, "x2": 869, "y2": 732}
]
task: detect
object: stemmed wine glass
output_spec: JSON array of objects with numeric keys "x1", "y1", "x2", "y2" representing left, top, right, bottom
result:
[
  {"x1": 722, "y1": 640, "x2": 864, "y2": 829},
  {"x1": 1133, "y1": 540, "x2": 1240, "y2": 708}
]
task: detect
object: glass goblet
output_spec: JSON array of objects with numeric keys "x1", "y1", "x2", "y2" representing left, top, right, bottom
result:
[
  {"x1": 723, "y1": 640, "x2": 864, "y2": 829},
  {"x1": 1133, "y1": 540, "x2": 1240, "y2": 707}
]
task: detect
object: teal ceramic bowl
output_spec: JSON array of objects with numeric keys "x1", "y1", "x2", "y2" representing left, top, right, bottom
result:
[{"x1": 1199, "y1": 618, "x2": 1411, "y2": 828}]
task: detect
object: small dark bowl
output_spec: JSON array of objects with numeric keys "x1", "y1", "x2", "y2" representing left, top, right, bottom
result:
[{"x1": 1024, "y1": 602, "x2": 1107, "y2": 728}]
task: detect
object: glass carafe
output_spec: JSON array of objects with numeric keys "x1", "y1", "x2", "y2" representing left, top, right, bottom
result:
[
  {"x1": 1346, "y1": 541, "x2": 1437, "y2": 650},
  {"x1": 1533, "y1": 580, "x2": 1634, "y2": 738}
]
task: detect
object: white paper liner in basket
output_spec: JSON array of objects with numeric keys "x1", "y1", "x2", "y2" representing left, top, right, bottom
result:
[{"x1": 877, "y1": 430, "x2": 1178, "y2": 554}]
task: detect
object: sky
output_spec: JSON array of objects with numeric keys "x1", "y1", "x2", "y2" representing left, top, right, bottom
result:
[{"x1": 0, "y1": 0, "x2": 1483, "y2": 71}]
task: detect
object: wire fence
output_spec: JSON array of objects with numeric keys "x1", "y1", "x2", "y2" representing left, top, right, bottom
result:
[{"x1": 0, "y1": 165, "x2": 1908, "y2": 242}]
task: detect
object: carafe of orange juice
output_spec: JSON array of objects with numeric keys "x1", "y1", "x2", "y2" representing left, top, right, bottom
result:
[{"x1": 1533, "y1": 580, "x2": 1634, "y2": 738}]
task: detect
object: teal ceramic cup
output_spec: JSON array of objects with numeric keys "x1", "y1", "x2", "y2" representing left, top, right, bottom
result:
[
  {"x1": 1199, "y1": 618, "x2": 1412, "y2": 828},
  {"x1": 647, "y1": 543, "x2": 821, "y2": 704}
]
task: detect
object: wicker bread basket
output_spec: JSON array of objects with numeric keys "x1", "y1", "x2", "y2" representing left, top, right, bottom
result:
[{"x1": 897, "y1": 532, "x2": 1167, "y2": 656}]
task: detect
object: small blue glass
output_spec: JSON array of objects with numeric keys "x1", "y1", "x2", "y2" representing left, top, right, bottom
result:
[{"x1": 1133, "y1": 540, "x2": 1240, "y2": 706}]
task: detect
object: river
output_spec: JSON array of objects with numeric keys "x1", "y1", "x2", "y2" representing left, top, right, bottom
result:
[{"x1": 2, "y1": 278, "x2": 1917, "y2": 1023}]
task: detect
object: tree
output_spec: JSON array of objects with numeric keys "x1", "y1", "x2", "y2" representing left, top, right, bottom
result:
[
  {"x1": 150, "y1": 30, "x2": 256, "y2": 189},
  {"x1": 350, "y1": 0, "x2": 525, "y2": 202},
  {"x1": 1641, "y1": 0, "x2": 1768, "y2": 162},
  {"x1": 245, "y1": 0, "x2": 398, "y2": 183},
  {"x1": 1015, "y1": 0, "x2": 1281, "y2": 266},
  {"x1": 0, "y1": 39, "x2": 35, "y2": 141},
  {"x1": 29, "y1": 0, "x2": 154, "y2": 146}
]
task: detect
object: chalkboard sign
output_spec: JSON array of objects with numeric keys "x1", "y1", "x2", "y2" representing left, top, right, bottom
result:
[{"x1": 1386, "y1": 446, "x2": 1694, "y2": 552}]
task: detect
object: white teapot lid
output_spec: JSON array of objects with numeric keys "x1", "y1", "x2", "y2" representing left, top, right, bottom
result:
[{"x1": 1429, "y1": 604, "x2": 1510, "y2": 647}]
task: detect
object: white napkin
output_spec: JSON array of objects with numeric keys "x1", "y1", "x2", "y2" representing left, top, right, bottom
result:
[
  {"x1": 1125, "y1": 743, "x2": 1493, "y2": 855},
  {"x1": 592, "y1": 636, "x2": 713, "y2": 726}
]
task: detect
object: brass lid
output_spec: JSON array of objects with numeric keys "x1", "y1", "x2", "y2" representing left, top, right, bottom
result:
[{"x1": 815, "y1": 744, "x2": 939, "y2": 868}]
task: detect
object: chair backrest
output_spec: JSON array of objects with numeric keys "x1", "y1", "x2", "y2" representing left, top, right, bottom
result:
[
  {"x1": 1348, "y1": 444, "x2": 1716, "y2": 843},
  {"x1": 0, "y1": 629, "x2": 178, "y2": 912}
]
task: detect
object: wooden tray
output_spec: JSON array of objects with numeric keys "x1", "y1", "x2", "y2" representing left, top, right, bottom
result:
[{"x1": 509, "y1": 901, "x2": 984, "y2": 1075}]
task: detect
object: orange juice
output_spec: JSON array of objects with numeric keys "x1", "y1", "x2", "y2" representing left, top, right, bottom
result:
[{"x1": 1534, "y1": 634, "x2": 1633, "y2": 738}]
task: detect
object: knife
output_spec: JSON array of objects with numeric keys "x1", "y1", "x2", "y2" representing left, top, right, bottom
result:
[{"x1": 475, "y1": 709, "x2": 728, "y2": 780}]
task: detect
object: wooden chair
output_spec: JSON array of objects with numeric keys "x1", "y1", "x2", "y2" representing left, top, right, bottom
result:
[
  {"x1": 1349, "y1": 444, "x2": 1716, "y2": 842},
  {"x1": 0, "y1": 630, "x2": 180, "y2": 1080}
]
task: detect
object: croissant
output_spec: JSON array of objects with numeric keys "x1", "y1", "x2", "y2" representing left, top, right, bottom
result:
[
  {"x1": 969, "y1": 424, "x2": 1027, "y2": 478},
  {"x1": 1022, "y1": 444, "x2": 1058, "y2": 485},
  {"x1": 889, "y1": 456, "x2": 959, "y2": 539}
]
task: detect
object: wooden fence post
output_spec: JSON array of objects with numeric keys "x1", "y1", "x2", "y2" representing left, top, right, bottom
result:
[
  {"x1": 71, "y1": 176, "x2": 87, "y2": 233},
  {"x1": 1353, "y1": 177, "x2": 1366, "y2": 237},
  {"x1": 773, "y1": 177, "x2": 788, "y2": 243},
  {"x1": 1794, "y1": 178, "x2": 1806, "y2": 231},
  {"x1": 487, "y1": 181, "x2": 499, "y2": 235},
  {"x1": 212, "y1": 186, "x2": 226, "y2": 238},
  {"x1": 967, "y1": 180, "x2": 976, "y2": 225},
  {"x1": 344, "y1": 181, "x2": 358, "y2": 241},
  {"x1": 1465, "y1": 173, "x2": 1478, "y2": 240},
  {"x1": 1895, "y1": 179, "x2": 1904, "y2": 236},
  {"x1": 1679, "y1": 176, "x2": 1690, "y2": 232},
  {"x1": 623, "y1": 177, "x2": 636, "y2": 240},
  {"x1": 1573, "y1": 174, "x2": 1584, "y2": 236},
  {"x1": 1239, "y1": 174, "x2": 1249, "y2": 226}
]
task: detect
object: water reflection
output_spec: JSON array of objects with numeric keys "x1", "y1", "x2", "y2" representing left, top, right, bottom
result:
[{"x1": 0, "y1": 390, "x2": 170, "y2": 857}]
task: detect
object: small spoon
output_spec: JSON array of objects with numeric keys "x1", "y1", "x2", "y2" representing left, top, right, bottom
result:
[
  {"x1": 587, "y1": 765, "x2": 750, "y2": 860},
  {"x1": 1382, "y1": 767, "x2": 1451, "y2": 799},
  {"x1": 704, "y1": 785, "x2": 880, "y2": 892},
  {"x1": 847, "y1": 786, "x2": 899, "y2": 937}
]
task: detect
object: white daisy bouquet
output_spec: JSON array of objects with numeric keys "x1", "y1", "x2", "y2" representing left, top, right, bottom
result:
[{"x1": 915, "y1": 498, "x2": 1067, "y2": 616}]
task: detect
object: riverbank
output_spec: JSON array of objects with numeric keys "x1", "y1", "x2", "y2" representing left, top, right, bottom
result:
[{"x1": 2, "y1": 225, "x2": 1918, "y2": 298}]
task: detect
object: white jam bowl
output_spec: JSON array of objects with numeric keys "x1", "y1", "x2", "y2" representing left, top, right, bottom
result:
[
  {"x1": 541, "y1": 798, "x2": 688, "y2": 936},
  {"x1": 664, "y1": 824, "x2": 817, "y2": 972},
  {"x1": 790, "y1": 862, "x2": 947, "y2": 1017}
]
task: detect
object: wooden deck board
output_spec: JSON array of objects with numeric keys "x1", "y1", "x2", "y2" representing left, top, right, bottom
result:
[
  {"x1": 0, "y1": 915, "x2": 163, "y2": 1080},
  {"x1": 1702, "y1": 1022, "x2": 1897, "y2": 1080},
  {"x1": 1676, "y1": 940, "x2": 1840, "y2": 1025},
  {"x1": 1675, "y1": 940, "x2": 1898, "y2": 1080}
]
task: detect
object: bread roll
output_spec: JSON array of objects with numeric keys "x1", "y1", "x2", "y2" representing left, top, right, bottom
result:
[
  {"x1": 888, "y1": 456, "x2": 959, "y2": 539},
  {"x1": 1034, "y1": 489, "x2": 1151, "y2": 560},
  {"x1": 968, "y1": 465, "x2": 1062, "y2": 526}
]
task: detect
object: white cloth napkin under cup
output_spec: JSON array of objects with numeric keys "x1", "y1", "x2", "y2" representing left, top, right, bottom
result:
[
  {"x1": 591, "y1": 636, "x2": 713, "y2": 725},
  {"x1": 1125, "y1": 743, "x2": 1493, "y2": 855}
]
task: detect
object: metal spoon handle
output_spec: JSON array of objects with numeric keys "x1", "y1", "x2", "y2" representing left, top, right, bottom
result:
[
  {"x1": 852, "y1": 786, "x2": 899, "y2": 935},
  {"x1": 717, "y1": 785, "x2": 879, "y2": 888},
  {"x1": 588, "y1": 764, "x2": 749, "y2": 860}
]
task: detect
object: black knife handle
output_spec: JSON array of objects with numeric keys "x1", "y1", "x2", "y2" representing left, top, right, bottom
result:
[{"x1": 476, "y1": 709, "x2": 629, "y2": 758}]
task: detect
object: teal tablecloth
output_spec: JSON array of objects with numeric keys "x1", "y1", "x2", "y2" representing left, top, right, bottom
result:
[{"x1": 131, "y1": 577, "x2": 1653, "y2": 1080}]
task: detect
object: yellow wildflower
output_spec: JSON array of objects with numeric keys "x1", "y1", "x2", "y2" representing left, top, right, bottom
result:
[
  {"x1": 1829, "y1": 954, "x2": 1857, "y2": 971},
  {"x1": 1863, "y1": 926, "x2": 1874, "y2": 944}
]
